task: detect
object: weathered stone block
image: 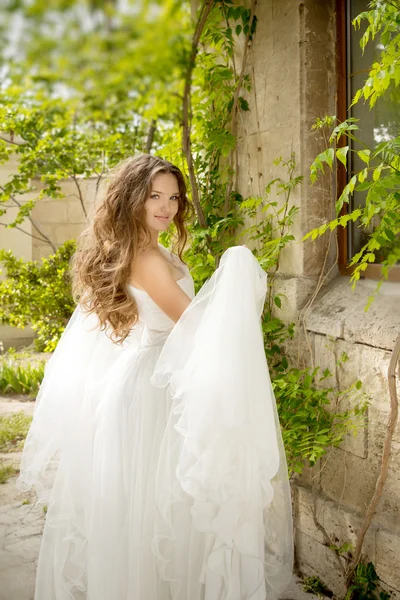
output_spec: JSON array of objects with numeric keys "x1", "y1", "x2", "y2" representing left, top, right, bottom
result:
[
  {"x1": 376, "y1": 528, "x2": 400, "y2": 590},
  {"x1": 295, "y1": 484, "x2": 377, "y2": 558},
  {"x1": 295, "y1": 529, "x2": 346, "y2": 598},
  {"x1": 319, "y1": 446, "x2": 379, "y2": 513},
  {"x1": 67, "y1": 201, "x2": 87, "y2": 225},
  {"x1": 313, "y1": 334, "x2": 337, "y2": 386},
  {"x1": 366, "y1": 405, "x2": 400, "y2": 530},
  {"x1": 305, "y1": 277, "x2": 400, "y2": 351},
  {"x1": 53, "y1": 224, "x2": 85, "y2": 245},
  {"x1": 272, "y1": 0, "x2": 300, "y2": 51},
  {"x1": 294, "y1": 484, "x2": 325, "y2": 545},
  {"x1": 271, "y1": 277, "x2": 316, "y2": 322},
  {"x1": 31, "y1": 199, "x2": 68, "y2": 224}
]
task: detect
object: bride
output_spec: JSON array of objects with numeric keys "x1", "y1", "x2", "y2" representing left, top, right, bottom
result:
[{"x1": 17, "y1": 154, "x2": 293, "y2": 600}]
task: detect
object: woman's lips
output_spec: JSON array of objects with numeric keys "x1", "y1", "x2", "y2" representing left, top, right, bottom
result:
[{"x1": 155, "y1": 216, "x2": 169, "y2": 221}]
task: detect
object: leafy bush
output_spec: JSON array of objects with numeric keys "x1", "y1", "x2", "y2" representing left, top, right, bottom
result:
[
  {"x1": 274, "y1": 365, "x2": 366, "y2": 476},
  {"x1": 0, "y1": 240, "x2": 76, "y2": 351},
  {"x1": 345, "y1": 562, "x2": 390, "y2": 600},
  {"x1": 0, "y1": 358, "x2": 45, "y2": 395}
]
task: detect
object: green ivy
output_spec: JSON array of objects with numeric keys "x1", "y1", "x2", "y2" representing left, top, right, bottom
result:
[{"x1": 345, "y1": 562, "x2": 391, "y2": 600}]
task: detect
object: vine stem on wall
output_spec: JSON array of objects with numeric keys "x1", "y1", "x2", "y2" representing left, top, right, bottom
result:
[
  {"x1": 345, "y1": 331, "x2": 400, "y2": 586},
  {"x1": 182, "y1": 0, "x2": 213, "y2": 229},
  {"x1": 224, "y1": 0, "x2": 257, "y2": 215}
]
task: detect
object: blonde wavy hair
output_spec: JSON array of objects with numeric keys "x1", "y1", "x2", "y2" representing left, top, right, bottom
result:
[{"x1": 71, "y1": 154, "x2": 193, "y2": 345}]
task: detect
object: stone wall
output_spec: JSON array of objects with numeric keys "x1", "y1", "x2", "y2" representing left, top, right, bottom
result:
[
  {"x1": 234, "y1": 0, "x2": 400, "y2": 596},
  {"x1": 298, "y1": 278, "x2": 400, "y2": 598},
  {"x1": 29, "y1": 176, "x2": 104, "y2": 262}
]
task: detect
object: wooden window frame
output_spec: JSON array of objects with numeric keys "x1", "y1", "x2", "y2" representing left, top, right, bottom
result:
[{"x1": 336, "y1": 0, "x2": 400, "y2": 283}]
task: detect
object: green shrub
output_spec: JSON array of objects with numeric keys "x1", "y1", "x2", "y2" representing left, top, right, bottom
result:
[
  {"x1": 303, "y1": 575, "x2": 333, "y2": 598},
  {"x1": 345, "y1": 562, "x2": 391, "y2": 600},
  {"x1": 273, "y1": 364, "x2": 367, "y2": 476},
  {"x1": 0, "y1": 240, "x2": 76, "y2": 351},
  {"x1": 0, "y1": 358, "x2": 45, "y2": 395}
]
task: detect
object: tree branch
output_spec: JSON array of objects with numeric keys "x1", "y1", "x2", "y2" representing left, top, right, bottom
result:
[
  {"x1": 0, "y1": 136, "x2": 23, "y2": 146},
  {"x1": 224, "y1": 0, "x2": 257, "y2": 214},
  {"x1": 311, "y1": 482, "x2": 347, "y2": 578},
  {"x1": 0, "y1": 185, "x2": 57, "y2": 252},
  {"x1": 145, "y1": 119, "x2": 157, "y2": 153},
  {"x1": 182, "y1": 0, "x2": 214, "y2": 230},
  {"x1": 72, "y1": 174, "x2": 87, "y2": 218},
  {"x1": 0, "y1": 221, "x2": 52, "y2": 245}
]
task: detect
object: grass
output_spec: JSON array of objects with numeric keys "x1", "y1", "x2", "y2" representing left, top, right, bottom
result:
[
  {"x1": 0, "y1": 411, "x2": 32, "y2": 452},
  {"x1": 0, "y1": 462, "x2": 18, "y2": 484}
]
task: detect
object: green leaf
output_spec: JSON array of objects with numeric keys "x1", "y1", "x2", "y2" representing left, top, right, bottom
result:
[
  {"x1": 357, "y1": 149, "x2": 371, "y2": 165},
  {"x1": 336, "y1": 146, "x2": 349, "y2": 167},
  {"x1": 373, "y1": 164, "x2": 383, "y2": 181}
]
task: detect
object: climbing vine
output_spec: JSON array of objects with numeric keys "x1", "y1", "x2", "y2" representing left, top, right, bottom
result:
[{"x1": 305, "y1": 1, "x2": 400, "y2": 594}]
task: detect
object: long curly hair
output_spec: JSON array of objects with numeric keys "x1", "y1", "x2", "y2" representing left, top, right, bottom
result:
[{"x1": 71, "y1": 154, "x2": 193, "y2": 345}]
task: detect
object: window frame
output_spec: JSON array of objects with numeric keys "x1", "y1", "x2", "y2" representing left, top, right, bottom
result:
[{"x1": 336, "y1": 0, "x2": 400, "y2": 283}]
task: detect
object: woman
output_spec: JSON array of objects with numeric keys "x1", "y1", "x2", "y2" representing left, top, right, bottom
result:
[{"x1": 18, "y1": 154, "x2": 293, "y2": 600}]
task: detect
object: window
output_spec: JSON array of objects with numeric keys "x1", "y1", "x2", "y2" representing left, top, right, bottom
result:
[{"x1": 337, "y1": 0, "x2": 400, "y2": 280}]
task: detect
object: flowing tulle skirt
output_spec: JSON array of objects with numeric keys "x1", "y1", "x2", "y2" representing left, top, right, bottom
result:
[{"x1": 18, "y1": 246, "x2": 293, "y2": 600}]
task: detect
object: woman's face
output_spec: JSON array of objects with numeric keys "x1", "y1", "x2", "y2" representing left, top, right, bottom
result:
[{"x1": 144, "y1": 172, "x2": 180, "y2": 233}]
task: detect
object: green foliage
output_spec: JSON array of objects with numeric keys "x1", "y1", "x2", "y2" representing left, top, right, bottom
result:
[
  {"x1": 352, "y1": 3, "x2": 400, "y2": 108},
  {"x1": 0, "y1": 412, "x2": 32, "y2": 452},
  {"x1": 306, "y1": 115, "x2": 400, "y2": 298},
  {"x1": 303, "y1": 575, "x2": 333, "y2": 598},
  {"x1": 0, "y1": 240, "x2": 76, "y2": 351},
  {"x1": 230, "y1": 157, "x2": 367, "y2": 477},
  {"x1": 0, "y1": 355, "x2": 45, "y2": 395},
  {"x1": 345, "y1": 562, "x2": 391, "y2": 600},
  {"x1": 0, "y1": 1, "x2": 192, "y2": 234},
  {"x1": 305, "y1": 0, "x2": 400, "y2": 302},
  {"x1": 239, "y1": 154, "x2": 301, "y2": 273},
  {"x1": 0, "y1": 463, "x2": 18, "y2": 484},
  {"x1": 273, "y1": 364, "x2": 367, "y2": 476}
]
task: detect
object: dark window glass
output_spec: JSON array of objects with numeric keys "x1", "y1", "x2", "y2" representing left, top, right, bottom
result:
[{"x1": 347, "y1": 0, "x2": 400, "y2": 261}]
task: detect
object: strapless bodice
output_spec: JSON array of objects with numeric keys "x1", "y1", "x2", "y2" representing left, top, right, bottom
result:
[
  {"x1": 125, "y1": 244, "x2": 195, "y2": 339},
  {"x1": 126, "y1": 274, "x2": 195, "y2": 334}
]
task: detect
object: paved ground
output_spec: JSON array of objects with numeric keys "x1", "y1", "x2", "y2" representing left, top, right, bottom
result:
[{"x1": 0, "y1": 396, "x2": 324, "y2": 600}]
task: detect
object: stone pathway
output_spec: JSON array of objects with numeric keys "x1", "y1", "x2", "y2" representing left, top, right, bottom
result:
[
  {"x1": 0, "y1": 396, "x2": 324, "y2": 600},
  {"x1": 0, "y1": 397, "x2": 43, "y2": 600}
]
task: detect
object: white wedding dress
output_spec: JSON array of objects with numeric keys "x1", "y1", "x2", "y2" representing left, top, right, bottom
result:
[{"x1": 17, "y1": 244, "x2": 293, "y2": 600}]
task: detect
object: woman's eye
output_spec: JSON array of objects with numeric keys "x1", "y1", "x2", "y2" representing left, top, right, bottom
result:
[{"x1": 151, "y1": 194, "x2": 179, "y2": 201}]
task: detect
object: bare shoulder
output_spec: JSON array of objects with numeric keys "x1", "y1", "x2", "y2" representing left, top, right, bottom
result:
[
  {"x1": 133, "y1": 247, "x2": 170, "y2": 280},
  {"x1": 131, "y1": 247, "x2": 191, "y2": 322}
]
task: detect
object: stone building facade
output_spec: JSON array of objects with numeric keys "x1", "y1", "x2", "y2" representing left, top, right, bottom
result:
[
  {"x1": 1, "y1": 0, "x2": 399, "y2": 596},
  {"x1": 230, "y1": 0, "x2": 400, "y2": 597}
]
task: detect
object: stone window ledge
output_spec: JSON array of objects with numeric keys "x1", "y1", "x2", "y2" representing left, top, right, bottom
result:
[{"x1": 305, "y1": 276, "x2": 400, "y2": 351}]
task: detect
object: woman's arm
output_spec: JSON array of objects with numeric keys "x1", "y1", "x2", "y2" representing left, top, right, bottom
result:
[{"x1": 133, "y1": 251, "x2": 192, "y2": 322}]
